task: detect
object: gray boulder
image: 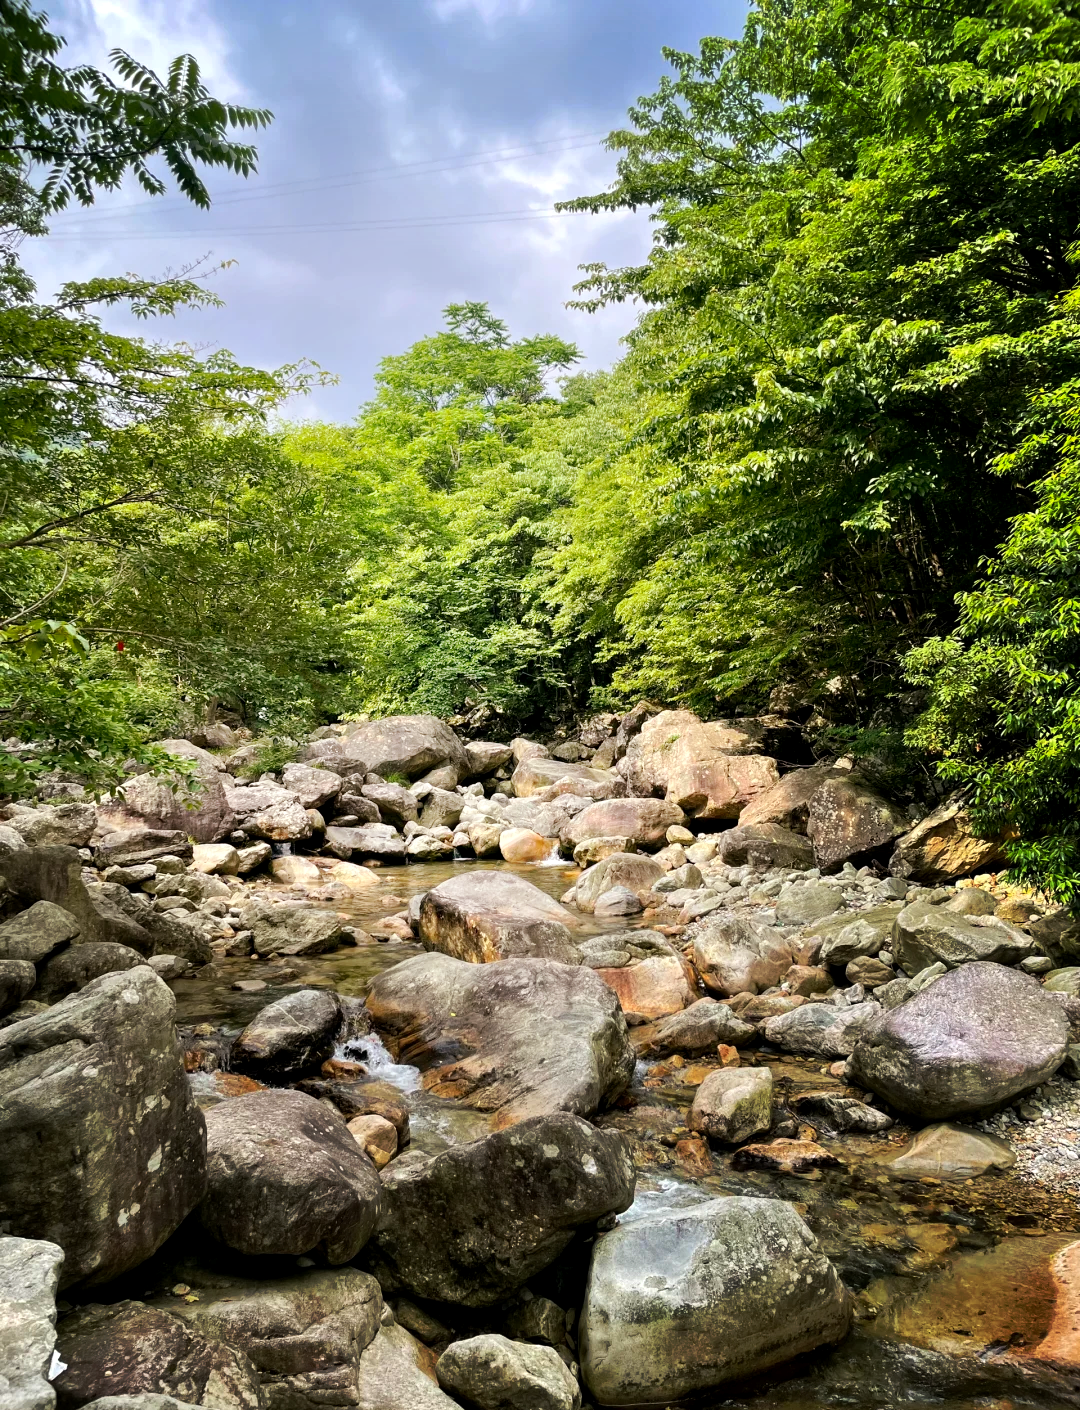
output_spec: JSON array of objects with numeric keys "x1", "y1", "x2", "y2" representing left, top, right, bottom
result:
[
  {"x1": 101, "y1": 742, "x2": 234, "y2": 844},
  {"x1": 367, "y1": 1113, "x2": 634, "y2": 1305},
  {"x1": 224, "y1": 780, "x2": 313, "y2": 842},
  {"x1": 789, "y1": 1091, "x2": 894, "y2": 1134},
  {"x1": 691, "y1": 914, "x2": 795, "y2": 996},
  {"x1": 849, "y1": 961, "x2": 1068, "y2": 1119},
  {"x1": 0, "y1": 968, "x2": 205, "y2": 1289},
  {"x1": 236, "y1": 898, "x2": 345, "y2": 958},
  {"x1": 716, "y1": 823, "x2": 813, "y2": 870},
  {"x1": 281, "y1": 763, "x2": 342, "y2": 810},
  {"x1": 809, "y1": 904, "x2": 902, "y2": 965},
  {"x1": 341, "y1": 715, "x2": 468, "y2": 781},
  {"x1": 562, "y1": 798, "x2": 684, "y2": 852},
  {"x1": 8, "y1": 804, "x2": 96, "y2": 849},
  {"x1": 572, "y1": 854, "x2": 663, "y2": 915},
  {"x1": 436, "y1": 1334, "x2": 580, "y2": 1410},
  {"x1": 0, "y1": 958, "x2": 36, "y2": 1017},
  {"x1": 366, "y1": 955, "x2": 633, "y2": 1125},
  {"x1": 201, "y1": 1090, "x2": 382, "y2": 1262},
  {"x1": 230, "y1": 988, "x2": 342, "y2": 1080},
  {"x1": 418, "y1": 872, "x2": 581, "y2": 964},
  {"x1": 33, "y1": 942, "x2": 144, "y2": 1001},
  {"x1": 689, "y1": 1067, "x2": 773, "y2": 1144},
  {"x1": 360, "y1": 782, "x2": 418, "y2": 827},
  {"x1": 0, "y1": 848, "x2": 149, "y2": 954},
  {"x1": 774, "y1": 880, "x2": 845, "y2": 926},
  {"x1": 419, "y1": 788, "x2": 465, "y2": 830},
  {"x1": 325, "y1": 823, "x2": 405, "y2": 862},
  {"x1": 0, "y1": 1235, "x2": 64, "y2": 1410},
  {"x1": 819, "y1": 916, "x2": 888, "y2": 967},
  {"x1": 891, "y1": 900, "x2": 1034, "y2": 973},
  {"x1": 0, "y1": 902, "x2": 80, "y2": 964},
  {"x1": 355, "y1": 1323, "x2": 457, "y2": 1410},
  {"x1": 640, "y1": 998, "x2": 757, "y2": 1054},
  {"x1": 464, "y1": 741, "x2": 514, "y2": 777},
  {"x1": 763, "y1": 1000, "x2": 883, "y2": 1058},
  {"x1": 806, "y1": 775, "x2": 907, "y2": 871},
  {"x1": 578, "y1": 1197, "x2": 851, "y2": 1404}
]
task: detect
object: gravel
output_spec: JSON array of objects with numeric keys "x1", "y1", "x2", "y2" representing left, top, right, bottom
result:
[{"x1": 978, "y1": 1073, "x2": 1080, "y2": 1195}]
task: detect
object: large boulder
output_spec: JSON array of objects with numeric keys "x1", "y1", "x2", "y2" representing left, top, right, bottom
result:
[
  {"x1": 342, "y1": 715, "x2": 468, "y2": 782},
  {"x1": 464, "y1": 741, "x2": 514, "y2": 778},
  {"x1": 436, "y1": 1335, "x2": 580, "y2": 1410},
  {"x1": 889, "y1": 798, "x2": 1007, "y2": 883},
  {"x1": 0, "y1": 848, "x2": 149, "y2": 954},
  {"x1": 689, "y1": 1067, "x2": 773, "y2": 1144},
  {"x1": 365, "y1": 955, "x2": 634, "y2": 1126},
  {"x1": 593, "y1": 954, "x2": 696, "y2": 1024},
  {"x1": 0, "y1": 1236, "x2": 64, "y2": 1410},
  {"x1": 236, "y1": 898, "x2": 346, "y2": 958},
  {"x1": 737, "y1": 764, "x2": 847, "y2": 832},
  {"x1": 355, "y1": 1323, "x2": 457, "y2": 1410},
  {"x1": 891, "y1": 900, "x2": 1034, "y2": 973},
  {"x1": 561, "y1": 799, "x2": 685, "y2": 852},
  {"x1": 229, "y1": 989, "x2": 343, "y2": 1079},
  {"x1": 360, "y1": 782, "x2": 418, "y2": 827},
  {"x1": 100, "y1": 742, "x2": 233, "y2": 844},
  {"x1": 150, "y1": 1266, "x2": 382, "y2": 1410},
  {"x1": 849, "y1": 961, "x2": 1068, "y2": 1119},
  {"x1": 716, "y1": 823, "x2": 813, "y2": 870},
  {"x1": 8, "y1": 804, "x2": 96, "y2": 849},
  {"x1": 571, "y1": 854, "x2": 664, "y2": 915},
  {"x1": 621, "y1": 710, "x2": 780, "y2": 820},
  {"x1": 418, "y1": 872, "x2": 581, "y2": 964},
  {"x1": 224, "y1": 780, "x2": 312, "y2": 842},
  {"x1": 578, "y1": 1197, "x2": 851, "y2": 1404},
  {"x1": 0, "y1": 967, "x2": 205, "y2": 1289},
  {"x1": 886, "y1": 1122, "x2": 1016, "y2": 1181},
  {"x1": 763, "y1": 1000, "x2": 882, "y2": 1058},
  {"x1": 367, "y1": 1114, "x2": 634, "y2": 1306},
  {"x1": 691, "y1": 914, "x2": 796, "y2": 996},
  {"x1": 281, "y1": 763, "x2": 341, "y2": 810},
  {"x1": 0, "y1": 901, "x2": 80, "y2": 963},
  {"x1": 53, "y1": 1302, "x2": 261, "y2": 1410},
  {"x1": 201, "y1": 1090, "x2": 383, "y2": 1263},
  {"x1": 324, "y1": 824, "x2": 405, "y2": 862},
  {"x1": 34, "y1": 942, "x2": 144, "y2": 1001},
  {"x1": 813, "y1": 904, "x2": 904, "y2": 966},
  {"x1": 806, "y1": 775, "x2": 907, "y2": 871},
  {"x1": 511, "y1": 757, "x2": 615, "y2": 799}
]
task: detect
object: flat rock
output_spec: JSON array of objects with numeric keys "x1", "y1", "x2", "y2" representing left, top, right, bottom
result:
[
  {"x1": 436, "y1": 1334, "x2": 581, "y2": 1410},
  {"x1": 8, "y1": 804, "x2": 96, "y2": 849},
  {"x1": 730, "y1": 1139, "x2": 841, "y2": 1173},
  {"x1": 325, "y1": 823, "x2": 405, "y2": 862},
  {"x1": 418, "y1": 872, "x2": 581, "y2": 964},
  {"x1": 237, "y1": 897, "x2": 346, "y2": 957},
  {"x1": 0, "y1": 1235, "x2": 64, "y2": 1410},
  {"x1": 887, "y1": 1122, "x2": 1016, "y2": 1180},
  {"x1": 775, "y1": 880, "x2": 845, "y2": 926}
]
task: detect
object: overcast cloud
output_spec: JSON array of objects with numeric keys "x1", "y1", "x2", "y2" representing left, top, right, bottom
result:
[{"x1": 22, "y1": 0, "x2": 745, "y2": 420}]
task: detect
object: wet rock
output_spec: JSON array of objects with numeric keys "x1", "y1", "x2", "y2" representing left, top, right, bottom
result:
[
  {"x1": 689, "y1": 1066, "x2": 773, "y2": 1144},
  {"x1": 692, "y1": 914, "x2": 795, "y2": 996},
  {"x1": 355, "y1": 1323, "x2": 457, "y2": 1410},
  {"x1": 889, "y1": 799, "x2": 1006, "y2": 883},
  {"x1": 367, "y1": 1113, "x2": 634, "y2": 1306},
  {"x1": 102, "y1": 743, "x2": 233, "y2": 844},
  {"x1": 717, "y1": 823, "x2": 814, "y2": 870},
  {"x1": 281, "y1": 763, "x2": 342, "y2": 810},
  {"x1": 366, "y1": 955, "x2": 634, "y2": 1125},
  {"x1": 0, "y1": 967, "x2": 205, "y2": 1289},
  {"x1": 621, "y1": 710, "x2": 780, "y2": 820},
  {"x1": 150, "y1": 1266, "x2": 382, "y2": 1410},
  {"x1": 0, "y1": 1235, "x2": 64, "y2": 1410},
  {"x1": 348, "y1": 1113, "x2": 397, "y2": 1169},
  {"x1": 341, "y1": 715, "x2": 469, "y2": 782},
  {"x1": 418, "y1": 872, "x2": 580, "y2": 964},
  {"x1": 230, "y1": 988, "x2": 342, "y2": 1079},
  {"x1": 806, "y1": 775, "x2": 907, "y2": 871},
  {"x1": 887, "y1": 1122, "x2": 1016, "y2": 1180},
  {"x1": 562, "y1": 798, "x2": 685, "y2": 852},
  {"x1": 201, "y1": 1090, "x2": 382, "y2": 1262},
  {"x1": 8, "y1": 803, "x2": 96, "y2": 849},
  {"x1": 636, "y1": 998, "x2": 758, "y2": 1054},
  {"x1": 594, "y1": 953, "x2": 695, "y2": 1023},
  {"x1": 512, "y1": 757, "x2": 615, "y2": 799},
  {"x1": 763, "y1": 1000, "x2": 883, "y2": 1058},
  {"x1": 892, "y1": 900, "x2": 1034, "y2": 973},
  {"x1": 578, "y1": 1196, "x2": 850, "y2": 1404},
  {"x1": 33, "y1": 941, "x2": 144, "y2": 1000},
  {"x1": 54, "y1": 1302, "x2": 261, "y2": 1410},
  {"x1": 436, "y1": 1335, "x2": 581, "y2": 1410},
  {"x1": 296, "y1": 1079, "x2": 409, "y2": 1143},
  {"x1": 789, "y1": 1091, "x2": 893, "y2": 1133},
  {"x1": 775, "y1": 881, "x2": 845, "y2": 927},
  {"x1": 850, "y1": 962, "x2": 1069, "y2": 1119},
  {"x1": 236, "y1": 898, "x2": 345, "y2": 958},
  {"x1": 0, "y1": 957, "x2": 36, "y2": 1016},
  {"x1": 0, "y1": 901, "x2": 80, "y2": 964},
  {"x1": 730, "y1": 1139, "x2": 841, "y2": 1174},
  {"x1": 571, "y1": 854, "x2": 663, "y2": 915}
]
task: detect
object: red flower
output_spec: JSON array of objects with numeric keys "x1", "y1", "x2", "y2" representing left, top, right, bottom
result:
[{"x1": 115, "y1": 640, "x2": 125, "y2": 652}]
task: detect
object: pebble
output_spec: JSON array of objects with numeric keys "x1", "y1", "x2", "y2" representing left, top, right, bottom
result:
[{"x1": 979, "y1": 1074, "x2": 1080, "y2": 1194}]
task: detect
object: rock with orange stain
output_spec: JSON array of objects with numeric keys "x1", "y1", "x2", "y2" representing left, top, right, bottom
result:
[
  {"x1": 717, "y1": 1044, "x2": 741, "y2": 1067},
  {"x1": 594, "y1": 954, "x2": 696, "y2": 1024},
  {"x1": 731, "y1": 1139, "x2": 841, "y2": 1174},
  {"x1": 498, "y1": 827, "x2": 554, "y2": 863},
  {"x1": 213, "y1": 1072, "x2": 265, "y2": 1098},
  {"x1": 322, "y1": 1057, "x2": 366, "y2": 1081},
  {"x1": 1035, "y1": 1240, "x2": 1080, "y2": 1368},
  {"x1": 676, "y1": 1135, "x2": 714, "y2": 1177}
]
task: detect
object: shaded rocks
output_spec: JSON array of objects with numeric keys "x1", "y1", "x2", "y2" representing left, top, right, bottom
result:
[
  {"x1": 621, "y1": 710, "x2": 780, "y2": 820},
  {"x1": 561, "y1": 798, "x2": 684, "y2": 852},
  {"x1": 691, "y1": 914, "x2": 795, "y2": 996},
  {"x1": 806, "y1": 775, "x2": 907, "y2": 871},
  {"x1": 730, "y1": 1139, "x2": 841, "y2": 1174},
  {"x1": 889, "y1": 798, "x2": 1006, "y2": 883},
  {"x1": 418, "y1": 872, "x2": 580, "y2": 964},
  {"x1": 436, "y1": 1334, "x2": 581, "y2": 1410},
  {"x1": 0, "y1": 967, "x2": 205, "y2": 1289},
  {"x1": 229, "y1": 988, "x2": 343, "y2": 1079},
  {"x1": 789, "y1": 1092, "x2": 893, "y2": 1134},
  {"x1": 578, "y1": 1196, "x2": 851, "y2": 1405},
  {"x1": 887, "y1": 1122, "x2": 1016, "y2": 1180},
  {"x1": 891, "y1": 900, "x2": 1034, "y2": 973},
  {"x1": 689, "y1": 1066, "x2": 773, "y2": 1144},
  {"x1": 850, "y1": 961, "x2": 1069, "y2": 1118},
  {"x1": 367, "y1": 1113, "x2": 634, "y2": 1306},
  {"x1": 0, "y1": 901, "x2": 80, "y2": 963},
  {"x1": 201, "y1": 1090, "x2": 382, "y2": 1263},
  {"x1": 366, "y1": 955, "x2": 634, "y2": 1125},
  {"x1": 0, "y1": 957, "x2": 36, "y2": 1016},
  {"x1": 763, "y1": 1000, "x2": 882, "y2": 1059},
  {"x1": 54, "y1": 1302, "x2": 261, "y2": 1410},
  {"x1": 236, "y1": 898, "x2": 345, "y2": 958},
  {"x1": 0, "y1": 1235, "x2": 64, "y2": 1410},
  {"x1": 341, "y1": 715, "x2": 468, "y2": 783},
  {"x1": 33, "y1": 941, "x2": 144, "y2": 1001}
]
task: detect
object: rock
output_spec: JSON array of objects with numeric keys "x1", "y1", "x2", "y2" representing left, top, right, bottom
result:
[
  {"x1": 692, "y1": 914, "x2": 795, "y2": 996},
  {"x1": 763, "y1": 1000, "x2": 883, "y2": 1058},
  {"x1": 996, "y1": 895, "x2": 1042, "y2": 926},
  {"x1": 502, "y1": 1298, "x2": 567, "y2": 1347},
  {"x1": 775, "y1": 880, "x2": 845, "y2": 926},
  {"x1": 0, "y1": 823, "x2": 27, "y2": 856},
  {"x1": 151, "y1": 1265, "x2": 382, "y2": 1410},
  {"x1": 282, "y1": 763, "x2": 342, "y2": 809},
  {"x1": 845, "y1": 954, "x2": 895, "y2": 987},
  {"x1": 361, "y1": 782, "x2": 418, "y2": 827},
  {"x1": 0, "y1": 1235, "x2": 64, "y2": 1410},
  {"x1": 689, "y1": 1066, "x2": 773, "y2": 1144},
  {"x1": 9, "y1": 804, "x2": 96, "y2": 849},
  {"x1": 436, "y1": 1335, "x2": 581, "y2": 1410},
  {"x1": 348, "y1": 1114, "x2": 397, "y2": 1169},
  {"x1": 637, "y1": 998, "x2": 757, "y2": 1054},
  {"x1": 406, "y1": 833, "x2": 454, "y2": 861},
  {"x1": 418, "y1": 788, "x2": 465, "y2": 830},
  {"x1": 0, "y1": 958, "x2": 36, "y2": 1016},
  {"x1": 571, "y1": 854, "x2": 663, "y2": 914},
  {"x1": 0, "y1": 901, "x2": 80, "y2": 963},
  {"x1": 201, "y1": 1090, "x2": 382, "y2": 1262},
  {"x1": 342, "y1": 715, "x2": 469, "y2": 781},
  {"x1": 327, "y1": 860, "x2": 380, "y2": 890},
  {"x1": 891, "y1": 900, "x2": 1034, "y2": 973},
  {"x1": 562, "y1": 798, "x2": 685, "y2": 852},
  {"x1": 33, "y1": 941, "x2": 144, "y2": 1000},
  {"x1": 465, "y1": 741, "x2": 514, "y2": 777},
  {"x1": 511, "y1": 757, "x2": 616, "y2": 800},
  {"x1": 498, "y1": 827, "x2": 553, "y2": 863},
  {"x1": 594, "y1": 954, "x2": 695, "y2": 1024},
  {"x1": 147, "y1": 955, "x2": 191, "y2": 981},
  {"x1": 945, "y1": 887, "x2": 998, "y2": 916},
  {"x1": 325, "y1": 823, "x2": 405, "y2": 862},
  {"x1": 468, "y1": 822, "x2": 507, "y2": 858},
  {"x1": 356, "y1": 1323, "x2": 458, "y2": 1410},
  {"x1": 789, "y1": 1091, "x2": 893, "y2": 1133},
  {"x1": 572, "y1": 837, "x2": 635, "y2": 866},
  {"x1": 621, "y1": 710, "x2": 780, "y2": 820},
  {"x1": 367, "y1": 1114, "x2": 634, "y2": 1305},
  {"x1": 806, "y1": 775, "x2": 907, "y2": 871},
  {"x1": 850, "y1": 962, "x2": 1069, "y2": 1118},
  {"x1": 737, "y1": 764, "x2": 846, "y2": 831},
  {"x1": 91, "y1": 829, "x2": 193, "y2": 870},
  {"x1": 235, "y1": 842, "x2": 271, "y2": 875},
  {"x1": 578, "y1": 1196, "x2": 851, "y2": 1405},
  {"x1": 72, "y1": 1398, "x2": 201, "y2": 1410},
  {"x1": 593, "y1": 885, "x2": 643, "y2": 917},
  {"x1": 503, "y1": 796, "x2": 586, "y2": 840},
  {"x1": 654, "y1": 861, "x2": 703, "y2": 891},
  {"x1": 237, "y1": 898, "x2": 345, "y2": 957},
  {"x1": 190, "y1": 843, "x2": 239, "y2": 876},
  {"x1": 366, "y1": 955, "x2": 634, "y2": 1125},
  {"x1": 805, "y1": 902, "x2": 902, "y2": 960},
  {"x1": 418, "y1": 872, "x2": 580, "y2": 964},
  {"x1": 717, "y1": 823, "x2": 814, "y2": 870},
  {"x1": 187, "y1": 720, "x2": 236, "y2": 750},
  {"x1": 269, "y1": 854, "x2": 321, "y2": 886},
  {"x1": 889, "y1": 798, "x2": 1006, "y2": 883},
  {"x1": 887, "y1": 1122, "x2": 1016, "y2": 1180},
  {"x1": 104, "y1": 743, "x2": 234, "y2": 844},
  {"x1": 298, "y1": 1079, "x2": 410, "y2": 1143},
  {"x1": 0, "y1": 849, "x2": 144, "y2": 957},
  {"x1": 511, "y1": 738, "x2": 550, "y2": 764},
  {"x1": 230, "y1": 989, "x2": 342, "y2": 1079},
  {"x1": 729, "y1": 1139, "x2": 841, "y2": 1174},
  {"x1": 53, "y1": 1302, "x2": 261, "y2": 1410},
  {"x1": 819, "y1": 917, "x2": 888, "y2": 967},
  {"x1": 0, "y1": 967, "x2": 205, "y2": 1289},
  {"x1": 1045, "y1": 967, "x2": 1080, "y2": 995}
]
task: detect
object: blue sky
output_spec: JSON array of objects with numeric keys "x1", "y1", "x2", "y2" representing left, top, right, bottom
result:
[{"x1": 24, "y1": 0, "x2": 747, "y2": 420}]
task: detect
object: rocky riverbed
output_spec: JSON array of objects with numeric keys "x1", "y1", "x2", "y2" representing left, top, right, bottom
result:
[{"x1": 3, "y1": 706, "x2": 1080, "y2": 1410}]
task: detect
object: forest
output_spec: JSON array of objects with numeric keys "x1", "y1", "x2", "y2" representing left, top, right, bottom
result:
[{"x1": 3, "y1": 0, "x2": 1080, "y2": 901}]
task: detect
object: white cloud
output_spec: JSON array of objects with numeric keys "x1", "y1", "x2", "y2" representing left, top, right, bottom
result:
[{"x1": 430, "y1": 0, "x2": 541, "y2": 24}]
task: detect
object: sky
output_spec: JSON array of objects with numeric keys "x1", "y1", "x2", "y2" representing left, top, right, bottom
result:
[{"x1": 23, "y1": 0, "x2": 747, "y2": 421}]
